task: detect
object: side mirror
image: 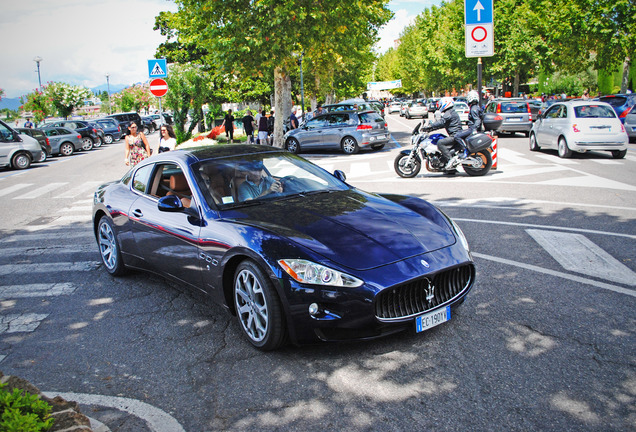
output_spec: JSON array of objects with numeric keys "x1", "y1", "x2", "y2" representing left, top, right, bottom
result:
[
  {"x1": 333, "y1": 169, "x2": 346, "y2": 182},
  {"x1": 158, "y1": 195, "x2": 184, "y2": 212}
]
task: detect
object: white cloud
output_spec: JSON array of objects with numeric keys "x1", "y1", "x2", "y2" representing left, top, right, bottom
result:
[
  {"x1": 0, "y1": 0, "x2": 176, "y2": 98},
  {"x1": 375, "y1": 9, "x2": 417, "y2": 54}
]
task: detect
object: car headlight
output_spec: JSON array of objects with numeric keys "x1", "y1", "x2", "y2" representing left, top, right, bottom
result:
[
  {"x1": 449, "y1": 218, "x2": 470, "y2": 252},
  {"x1": 278, "y1": 259, "x2": 363, "y2": 287}
]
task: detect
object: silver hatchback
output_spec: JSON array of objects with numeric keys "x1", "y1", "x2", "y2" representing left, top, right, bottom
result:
[{"x1": 283, "y1": 110, "x2": 389, "y2": 154}]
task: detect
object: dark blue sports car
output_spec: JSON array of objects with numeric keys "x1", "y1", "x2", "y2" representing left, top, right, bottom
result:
[{"x1": 93, "y1": 145, "x2": 475, "y2": 350}]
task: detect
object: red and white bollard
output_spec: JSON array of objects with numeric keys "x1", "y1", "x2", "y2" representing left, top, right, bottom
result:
[{"x1": 490, "y1": 135, "x2": 498, "y2": 170}]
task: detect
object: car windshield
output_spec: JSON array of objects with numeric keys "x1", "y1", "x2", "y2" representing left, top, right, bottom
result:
[
  {"x1": 574, "y1": 105, "x2": 617, "y2": 118},
  {"x1": 501, "y1": 102, "x2": 528, "y2": 113},
  {"x1": 192, "y1": 152, "x2": 349, "y2": 208}
]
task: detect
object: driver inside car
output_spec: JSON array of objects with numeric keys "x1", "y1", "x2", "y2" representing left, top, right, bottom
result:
[{"x1": 237, "y1": 160, "x2": 283, "y2": 201}]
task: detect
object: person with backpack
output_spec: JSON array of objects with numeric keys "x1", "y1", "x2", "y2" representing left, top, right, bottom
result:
[{"x1": 453, "y1": 90, "x2": 483, "y2": 158}]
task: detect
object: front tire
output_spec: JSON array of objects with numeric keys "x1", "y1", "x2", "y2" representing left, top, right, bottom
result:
[
  {"x1": 81, "y1": 137, "x2": 94, "y2": 151},
  {"x1": 394, "y1": 153, "x2": 421, "y2": 178},
  {"x1": 529, "y1": 133, "x2": 540, "y2": 151},
  {"x1": 341, "y1": 136, "x2": 359, "y2": 154},
  {"x1": 558, "y1": 136, "x2": 572, "y2": 158},
  {"x1": 11, "y1": 152, "x2": 31, "y2": 170},
  {"x1": 36, "y1": 150, "x2": 47, "y2": 163},
  {"x1": 97, "y1": 216, "x2": 126, "y2": 276},
  {"x1": 285, "y1": 137, "x2": 300, "y2": 154},
  {"x1": 234, "y1": 260, "x2": 286, "y2": 351},
  {"x1": 463, "y1": 149, "x2": 492, "y2": 176}
]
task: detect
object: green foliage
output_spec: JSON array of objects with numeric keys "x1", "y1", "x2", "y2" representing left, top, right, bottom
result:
[
  {"x1": 1, "y1": 108, "x2": 20, "y2": 121},
  {"x1": 0, "y1": 384, "x2": 54, "y2": 432},
  {"x1": 0, "y1": 88, "x2": 4, "y2": 101},
  {"x1": 45, "y1": 82, "x2": 92, "y2": 119},
  {"x1": 112, "y1": 85, "x2": 153, "y2": 113},
  {"x1": 20, "y1": 89, "x2": 53, "y2": 124}
]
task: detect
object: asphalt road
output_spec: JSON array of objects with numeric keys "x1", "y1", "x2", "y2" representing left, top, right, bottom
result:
[{"x1": 0, "y1": 120, "x2": 634, "y2": 432}]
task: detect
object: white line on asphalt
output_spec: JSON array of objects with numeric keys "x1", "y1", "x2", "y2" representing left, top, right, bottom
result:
[
  {"x1": 0, "y1": 183, "x2": 33, "y2": 197},
  {"x1": 18, "y1": 222, "x2": 92, "y2": 232},
  {"x1": 590, "y1": 159, "x2": 622, "y2": 165},
  {"x1": 0, "y1": 231, "x2": 93, "y2": 243},
  {"x1": 54, "y1": 181, "x2": 103, "y2": 199},
  {"x1": 498, "y1": 148, "x2": 540, "y2": 165},
  {"x1": 0, "y1": 313, "x2": 50, "y2": 333},
  {"x1": 0, "y1": 262, "x2": 100, "y2": 276},
  {"x1": 526, "y1": 229, "x2": 636, "y2": 286},
  {"x1": 452, "y1": 218, "x2": 636, "y2": 239},
  {"x1": 438, "y1": 197, "x2": 636, "y2": 213},
  {"x1": 534, "y1": 154, "x2": 579, "y2": 164},
  {"x1": 535, "y1": 174, "x2": 636, "y2": 191},
  {"x1": 57, "y1": 206, "x2": 93, "y2": 212},
  {"x1": 0, "y1": 283, "x2": 76, "y2": 299},
  {"x1": 42, "y1": 392, "x2": 186, "y2": 432},
  {"x1": 13, "y1": 182, "x2": 68, "y2": 199},
  {"x1": 472, "y1": 252, "x2": 636, "y2": 298}
]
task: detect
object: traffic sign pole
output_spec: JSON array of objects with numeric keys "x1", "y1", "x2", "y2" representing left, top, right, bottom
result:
[{"x1": 465, "y1": 0, "x2": 493, "y2": 104}]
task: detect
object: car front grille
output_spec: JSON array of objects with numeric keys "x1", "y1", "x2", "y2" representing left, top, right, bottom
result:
[{"x1": 375, "y1": 264, "x2": 474, "y2": 320}]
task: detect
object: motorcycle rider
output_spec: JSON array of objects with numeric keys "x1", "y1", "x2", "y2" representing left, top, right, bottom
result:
[
  {"x1": 418, "y1": 97, "x2": 463, "y2": 171},
  {"x1": 454, "y1": 90, "x2": 483, "y2": 158}
]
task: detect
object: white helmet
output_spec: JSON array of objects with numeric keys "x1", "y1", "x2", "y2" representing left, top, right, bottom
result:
[
  {"x1": 438, "y1": 97, "x2": 455, "y2": 111},
  {"x1": 467, "y1": 90, "x2": 479, "y2": 105}
]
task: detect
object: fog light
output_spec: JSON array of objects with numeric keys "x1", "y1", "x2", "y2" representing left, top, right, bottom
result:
[{"x1": 308, "y1": 303, "x2": 320, "y2": 316}]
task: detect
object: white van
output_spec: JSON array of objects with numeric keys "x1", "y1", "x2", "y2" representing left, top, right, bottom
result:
[{"x1": 0, "y1": 120, "x2": 42, "y2": 170}]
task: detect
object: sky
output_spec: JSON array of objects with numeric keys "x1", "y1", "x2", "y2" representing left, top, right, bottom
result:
[{"x1": 0, "y1": 0, "x2": 441, "y2": 99}]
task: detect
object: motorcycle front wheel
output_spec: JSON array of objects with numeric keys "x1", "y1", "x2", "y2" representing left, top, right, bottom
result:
[
  {"x1": 394, "y1": 153, "x2": 421, "y2": 178},
  {"x1": 463, "y1": 149, "x2": 492, "y2": 176}
]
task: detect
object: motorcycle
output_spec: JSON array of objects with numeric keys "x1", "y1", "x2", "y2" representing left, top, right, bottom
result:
[{"x1": 394, "y1": 113, "x2": 503, "y2": 178}]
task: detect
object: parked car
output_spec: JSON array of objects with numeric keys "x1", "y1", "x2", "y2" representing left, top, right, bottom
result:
[
  {"x1": 0, "y1": 120, "x2": 42, "y2": 170},
  {"x1": 399, "y1": 100, "x2": 411, "y2": 117},
  {"x1": 92, "y1": 145, "x2": 475, "y2": 350},
  {"x1": 484, "y1": 98, "x2": 533, "y2": 136},
  {"x1": 323, "y1": 100, "x2": 384, "y2": 118},
  {"x1": 453, "y1": 101, "x2": 470, "y2": 124},
  {"x1": 141, "y1": 116, "x2": 157, "y2": 134},
  {"x1": 388, "y1": 101, "x2": 402, "y2": 114},
  {"x1": 596, "y1": 94, "x2": 636, "y2": 123},
  {"x1": 284, "y1": 110, "x2": 389, "y2": 154},
  {"x1": 529, "y1": 100, "x2": 628, "y2": 159},
  {"x1": 405, "y1": 101, "x2": 429, "y2": 119},
  {"x1": 44, "y1": 120, "x2": 102, "y2": 150},
  {"x1": 14, "y1": 127, "x2": 51, "y2": 162},
  {"x1": 107, "y1": 112, "x2": 144, "y2": 135},
  {"x1": 147, "y1": 113, "x2": 173, "y2": 127},
  {"x1": 624, "y1": 108, "x2": 636, "y2": 142},
  {"x1": 94, "y1": 118, "x2": 123, "y2": 144},
  {"x1": 527, "y1": 100, "x2": 542, "y2": 120},
  {"x1": 427, "y1": 98, "x2": 441, "y2": 113},
  {"x1": 86, "y1": 121, "x2": 106, "y2": 146},
  {"x1": 41, "y1": 127, "x2": 83, "y2": 156}
]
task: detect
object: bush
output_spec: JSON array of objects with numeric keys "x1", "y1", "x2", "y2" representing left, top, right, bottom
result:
[{"x1": 0, "y1": 383, "x2": 53, "y2": 431}]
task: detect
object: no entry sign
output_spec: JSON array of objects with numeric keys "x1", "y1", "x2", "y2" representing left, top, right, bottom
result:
[
  {"x1": 150, "y1": 78, "x2": 168, "y2": 97},
  {"x1": 465, "y1": 0, "x2": 494, "y2": 57}
]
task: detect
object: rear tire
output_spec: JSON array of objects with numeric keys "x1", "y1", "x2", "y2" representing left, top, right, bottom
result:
[
  {"x1": 558, "y1": 136, "x2": 572, "y2": 158},
  {"x1": 611, "y1": 149, "x2": 627, "y2": 159},
  {"x1": 81, "y1": 137, "x2": 94, "y2": 151},
  {"x1": 463, "y1": 149, "x2": 492, "y2": 176},
  {"x1": 60, "y1": 142, "x2": 74, "y2": 156},
  {"x1": 104, "y1": 135, "x2": 114, "y2": 144},
  {"x1": 341, "y1": 136, "x2": 359, "y2": 154}
]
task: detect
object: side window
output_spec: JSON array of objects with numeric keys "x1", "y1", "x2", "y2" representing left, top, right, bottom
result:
[
  {"x1": 558, "y1": 106, "x2": 568, "y2": 118},
  {"x1": 0, "y1": 123, "x2": 14, "y2": 142},
  {"x1": 132, "y1": 164, "x2": 154, "y2": 193},
  {"x1": 66, "y1": 123, "x2": 77, "y2": 130},
  {"x1": 545, "y1": 106, "x2": 560, "y2": 119}
]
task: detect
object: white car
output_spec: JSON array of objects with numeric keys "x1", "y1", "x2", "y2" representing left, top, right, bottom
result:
[
  {"x1": 454, "y1": 102, "x2": 470, "y2": 124},
  {"x1": 529, "y1": 100, "x2": 628, "y2": 158},
  {"x1": 388, "y1": 101, "x2": 402, "y2": 114}
]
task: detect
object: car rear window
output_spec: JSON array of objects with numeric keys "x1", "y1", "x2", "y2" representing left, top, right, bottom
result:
[
  {"x1": 500, "y1": 102, "x2": 529, "y2": 113},
  {"x1": 599, "y1": 96, "x2": 627, "y2": 107},
  {"x1": 31, "y1": 130, "x2": 45, "y2": 138},
  {"x1": 574, "y1": 105, "x2": 616, "y2": 118},
  {"x1": 358, "y1": 112, "x2": 384, "y2": 124}
]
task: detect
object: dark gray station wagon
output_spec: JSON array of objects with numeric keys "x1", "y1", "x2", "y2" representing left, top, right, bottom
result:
[{"x1": 283, "y1": 110, "x2": 390, "y2": 154}]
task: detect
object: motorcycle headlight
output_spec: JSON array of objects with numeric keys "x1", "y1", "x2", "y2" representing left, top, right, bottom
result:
[{"x1": 278, "y1": 259, "x2": 363, "y2": 287}]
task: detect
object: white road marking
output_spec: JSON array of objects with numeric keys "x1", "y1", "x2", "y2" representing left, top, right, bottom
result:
[
  {"x1": 472, "y1": 252, "x2": 636, "y2": 298},
  {"x1": 54, "y1": 181, "x2": 103, "y2": 199},
  {"x1": 0, "y1": 183, "x2": 33, "y2": 197},
  {"x1": 498, "y1": 148, "x2": 540, "y2": 165},
  {"x1": 0, "y1": 283, "x2": 76, "y2": 299},
  {"x1": 0, "y1": 262, "x2": 100, "y2": 276},
  {"x1": 347, "y1": 162, "x2": 372, "y2": 178},
  {"x1": 535, "y1": 154, "x2": 579, "y2": 164},
  {"x1": 13, "y1": 182, "x2": 67, "y2": 199},
  {"x1": 0, "y1": 313, "x2": 49, "y2": 333},
  {"x1": 526, "y1": 229, "x2": 636, "y2": 286},
  {"x1": 590, "y1": 159, "x2": 622, "y2": 165},
  {"x1": 0, "y1": 231, "x2": 93, "y2": 244},
  {"x1": 439, "y1": 197, "x2": 636, "y2": 213},
  {"x1": 535, "y1": 174, "x2": 636, "y2": 191},
  {"x1": 42, "y1": 392, "x2": 186, "y2": 432}
]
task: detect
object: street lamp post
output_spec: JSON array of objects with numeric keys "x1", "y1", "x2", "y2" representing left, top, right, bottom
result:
[
  {"x1": 33, "y1": 56, "x2": 42, "y2": 89},
  {"x1": 105, "y1": 73, "x2": 112, "y2": 114}
]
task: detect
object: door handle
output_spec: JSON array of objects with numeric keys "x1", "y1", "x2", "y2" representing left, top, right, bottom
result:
[{"x1": 132, "y1": 209, "x2": 143, "y2": 218}]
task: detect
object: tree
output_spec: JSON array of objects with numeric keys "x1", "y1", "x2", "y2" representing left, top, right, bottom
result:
[
  {"x1": 20, "y1": 89, "x2": 53, "y2": 124},
  {"x1": 45, "y1": 82, "x2": 92, "y2": 119},
  {"x1": 0, "y1": 88, "x2": 4, "y2": 101},
  {"x1": 111, "y1": 85, "x2": 153, "y2": 113},
  {"x1": 163, "y1": 0, "x2": 392, "y2": 146}
]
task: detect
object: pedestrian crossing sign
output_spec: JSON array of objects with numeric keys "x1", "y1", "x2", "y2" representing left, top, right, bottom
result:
[{"x1": 148, "y1": 59, "x2": 168, "y2": 78}]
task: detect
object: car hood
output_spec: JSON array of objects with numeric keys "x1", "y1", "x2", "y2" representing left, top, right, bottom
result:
[{"x1": 223, "y1": 190, "x2": 455, "y2": 270}]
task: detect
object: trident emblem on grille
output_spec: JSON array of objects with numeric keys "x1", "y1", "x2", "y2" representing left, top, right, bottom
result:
[{"x1": 424, "y1": 279, "x2": 435, "y2": 304}]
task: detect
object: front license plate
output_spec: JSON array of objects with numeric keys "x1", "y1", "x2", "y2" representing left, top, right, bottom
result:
[{"x1": 415, "y1": 306, "x2": 450, "y2": 333}]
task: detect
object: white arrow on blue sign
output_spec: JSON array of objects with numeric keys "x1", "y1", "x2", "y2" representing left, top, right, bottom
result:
[
  {"x1": 148, "y1": 59, "x2": 168, "y2": 78},
  {"x1": 465, "y1": 0, "x2": 493, "y2": 25}
]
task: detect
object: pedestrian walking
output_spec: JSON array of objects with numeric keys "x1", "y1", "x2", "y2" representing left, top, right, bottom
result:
[
  {"x1": 24, "y1": 119, "x2": 33, "y2": 128},
  {"x1": 158, "y1": 124, "x2": 177, "y2": 153},
  {"x1": 258, "y1": 112, "x2": 269, "y2": 145},
  {"x1": 267, "y1": 110, "x2": 275, "y2": 145},
  {"x1": 242, "y1": 110, "x2": 256, "y2": 144},
  {"x1": 289, "y1": 111, "x2": 299, "y2": 130},
  {"x1": 124, "y1": 122, "x2": 151, "y2": 166},
  {"x1": 221, "y1": 109, "x2": 235, "y2": 143}
]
